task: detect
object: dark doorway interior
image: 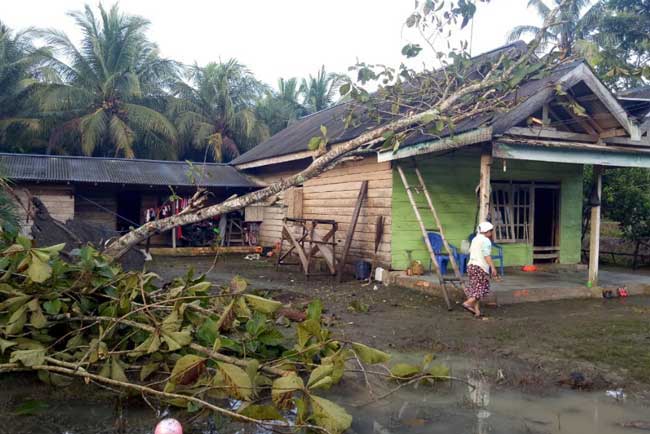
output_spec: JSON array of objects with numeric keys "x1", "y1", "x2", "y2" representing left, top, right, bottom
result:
[
  {"x1": 116, "y1": 192, "x2": 141, "y2": 233},
  {"x1": 533, "y1": 187, "x2": 560, "y2": 262}
]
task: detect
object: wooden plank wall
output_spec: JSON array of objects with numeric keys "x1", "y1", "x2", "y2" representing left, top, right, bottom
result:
[
  {"x1": 74, "y1": 191, "x2": 117, "y2": 229},
  {"x1": 252, "y1": 169, "x2": 299, "y2": 248},
  {"x1": 302, "y1": 157, "x2": 393, "y2": 268},
  {"x1": 14, "y1": 185, "x2": 75, "y2": 234}
]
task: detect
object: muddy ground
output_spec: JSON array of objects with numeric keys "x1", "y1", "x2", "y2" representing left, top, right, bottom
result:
[{"x1": 148, "y1": 255, "x2": 650, "y2": 401}]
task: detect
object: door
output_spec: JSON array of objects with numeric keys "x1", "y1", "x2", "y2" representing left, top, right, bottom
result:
[
  {"x1": 116, "y1": 191, "x2": 141, "y2": 233},
  {"x1": 533, "y1": 187, "x2": 560, "y2": 262}
]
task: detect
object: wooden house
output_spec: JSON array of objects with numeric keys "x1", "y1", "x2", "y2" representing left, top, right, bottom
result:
[
  {"x1": 2, "y1": 153, "x2": 258, "y2": 246},
  {"x1": 232, "y1": 44, "x2": 650, "y2": 285}
]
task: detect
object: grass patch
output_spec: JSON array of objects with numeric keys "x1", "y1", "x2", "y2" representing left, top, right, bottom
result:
[{"x1": 561, "y1": 319, "x2": 650, "y2": 383}]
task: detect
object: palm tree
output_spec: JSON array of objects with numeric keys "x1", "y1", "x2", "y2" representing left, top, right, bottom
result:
[
  {"x1": 34, "y1": 4, "x2": 179, "y2": 159},
  {"x1": 300, "y1": 66, "x2": 345, "y2": 113},
  {"x1": 255, "y1": 77, "x2": 308, "y2": 135},
  {"x1": 507, "y1": 0, "x2": 603, "y2": 57},
  {"x1": 0, "y1": 21, "x2": 49, "y2": 152},
  {"x1": 169, "y1": 59, "x2": 269, "y2": 162}
]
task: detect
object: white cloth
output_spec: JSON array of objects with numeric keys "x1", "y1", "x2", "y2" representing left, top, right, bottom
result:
[{"x1": 468, "y1": 233, "x2": 492, "y2": 273}]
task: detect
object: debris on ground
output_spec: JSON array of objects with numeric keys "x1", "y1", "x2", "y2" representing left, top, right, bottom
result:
[
  {"x1": 620, "y1": 421, "x2": 650, "y2": 430},
  {"x1": 348, "y1": 300, "x2": 370, "y2": 313},
  {"x1": 558, "y1": 372, "x2": 593, "y2": 390},
  {"x1": 29, "y1": 197, "x2": 144, "y2": 270},
  {"x1": 606, "y1": 389, "x2": 627, "y2": 401}
]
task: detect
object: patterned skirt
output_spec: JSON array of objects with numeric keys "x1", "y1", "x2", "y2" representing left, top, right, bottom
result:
[{"x1": 465, "y1": 264, "x2": 490, "y2": 300}]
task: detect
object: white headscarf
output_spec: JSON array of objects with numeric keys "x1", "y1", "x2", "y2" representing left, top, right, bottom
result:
[{"x1": 477, "y1": 221, "x2": 494, "y2": 234}]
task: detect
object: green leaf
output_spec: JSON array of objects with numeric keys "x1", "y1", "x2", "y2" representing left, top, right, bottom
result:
[
  {"x1": 110, "y1": 356, "x2": 128, "y2": 382},
  {"x1": 352, "y1": 342, "x2": 391, "y2": 365},
  {"x1": 29, "y1": 303, "x2": 47, "y2": 329},
  {"x1": 196, "y1": 318, "x2": 219, "y2": 347},
  {"x1": 244, "y1": 294, "x2": 282, "y2": 314},
  {"x1": 129, "y1": 332, "x2": 161, "y2": 357},
  {"x1": 230, "y1": 275, "x2": 248, "y2": 293},
  {"x1": 0, "y1": 337, "x2": 17, "y2": 354},
  {"x1": 6, "y1": 304, "x2": 28, "y2": 335},
  {"x1": 219, "y1": 362, "x2": 253, "y2": 400},
  {"x1": 27, "y1": 253, "x2": 52, "y2": 283},
  {"x1": 10, "y1": 348, "x2": 46, "y2": 367},
  {"x1": 169, "y1": 355, "x2": 206, "y2": 385},
  {"x1": 339, "y1": 83, "x2": 351, "y2": 96},
  {"x1": 162, "y1": 329, "x2": 192, "y2": 351},
  {"x1": 140, "y1": 362, "x2": 160, "y2": 382},
  {"x1": 43, "y1": 299, "x2": 62, "y2": 315},
  {"x1": 390, "y1": 363, "x2": 421, "y2": 379},
  {"x1": 307, "y1": 299, "x2": 322, "y2": 321},
  {"x1": 35, "y1": 244, "x2": 65, "y2": 255},
  {"x1": 297, "y1": 319, "x2": 322, "y2": 348},
  {"x1": 428, "y1": 363, "x2": 450, "y2": 379},
  {"x1": 307, "y1": 364, "x2": 334, "y2": 389},
  {"x1": 238, "y1": 404, "x2": 283, "y2": 421},
  {"x1": 308, "y1": 136, "x2": 322, "y2": 151},
  {"x1": 272, "y1": 373, "x2": 304, "y2": 408},
  {"x1": 311, "y1": 395, "x2": 353, "y2": 434}
]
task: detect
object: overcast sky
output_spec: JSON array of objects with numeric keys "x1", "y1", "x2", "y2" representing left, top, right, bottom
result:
[{"x1": 3, "y1": 0, "x2": 541, "y2": 88}]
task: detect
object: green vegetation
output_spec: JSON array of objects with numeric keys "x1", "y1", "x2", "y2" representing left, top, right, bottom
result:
[
  {"x1": 0, "y1": 235, "x2": 452, "y2": 432},
  {"x1": 0, "y1": 4, "x2": 346, "y2": 162}
]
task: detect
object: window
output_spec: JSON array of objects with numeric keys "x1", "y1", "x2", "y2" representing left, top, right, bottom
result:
[{"x1": 491, "y1": 182, "x2": 532, "y2": 243}]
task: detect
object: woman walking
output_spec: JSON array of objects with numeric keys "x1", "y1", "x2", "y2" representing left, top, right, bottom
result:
[{"x1": 463, "y1": 222, "x2": 498, "y2": 318}]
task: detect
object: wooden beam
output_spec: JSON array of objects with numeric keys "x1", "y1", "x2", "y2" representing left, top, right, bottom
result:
[
  {"x1": 336, "y1": 181, "x2": 368, "y2": 282},
  {"x1": 479, "y1": 143, "x2": 493, "y2": 222},
  {"x1": 505, "y1": 126, "x2": 598, "y2": 143},
  {"x1": 234, "y1": 150, "x2": 317, "y2": 170},
  {"x1": 588, "y1": 165, "x2": 603, "y2": 286}
]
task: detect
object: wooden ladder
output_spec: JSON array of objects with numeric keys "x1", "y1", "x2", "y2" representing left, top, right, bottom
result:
[{"x1": 396, "y1": 164, "x2": 464, "y2": 311}]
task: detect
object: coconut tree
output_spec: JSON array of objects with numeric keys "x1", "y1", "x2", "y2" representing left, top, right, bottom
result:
[
  {"x1": 34, "y1": 4, "x2": 179, "y2": 159},
  {"x1": 0, "y1": 21, "x2": 50, "y2": 152},
  {"x1": 507, "y1": 0, "x2": 603, "y2": 57},
  {"x1": 300, "y1": 66, "x2": 346, "y2": 113},
  {"x1": 169, "y1": 59, "x2": 269, "y2": 162},
  {"x1": 255, "y1": 77, "x2": 308, "y2": 135}
]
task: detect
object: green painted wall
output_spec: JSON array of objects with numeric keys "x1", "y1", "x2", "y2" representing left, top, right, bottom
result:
[{"x1": 391, "y1": 149, "x2": 584, "y2": 270}]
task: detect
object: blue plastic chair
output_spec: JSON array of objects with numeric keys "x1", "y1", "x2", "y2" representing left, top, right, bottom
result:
[
  {"x1": 426, "y1": 232, "x2": 460, "y2": 275},
  {"x1": 468, "y1": 233, "x2": 505, "y2": 276}
]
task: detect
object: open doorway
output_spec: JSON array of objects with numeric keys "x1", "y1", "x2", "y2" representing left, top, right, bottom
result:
[
  {"x1": 116, "y1": 192, "x2": 141, "y2": 233},
  {"x1": 533, "y1": 186, "x2": 560, "y2": 262}
]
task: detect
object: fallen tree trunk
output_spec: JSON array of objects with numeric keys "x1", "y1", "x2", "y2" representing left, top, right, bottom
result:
[{"x1": 103, "y1": 1, "x2": 567, "y2": 261}]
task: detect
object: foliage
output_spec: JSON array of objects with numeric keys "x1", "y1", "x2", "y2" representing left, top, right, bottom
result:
[
  {"x1": 0, "y1": 177, "x2": 19, "y2": 235},
  {"x1": 602, "y1": 167, "x2": 650, "y2": 242},
  {"x1": 300, "y1": 66, "x2": 346, "y2": 114},
  {"x1": 169, "y1": 59, "x2": 270, "y2": 162},
  {"x1": 33, "y1": 4, "x2": 180, "y2": 159},
  {"x1": 0, "y1": 237, "x2": 449, "y2": 433},
  {"x1": 507, "y1": 0, "x2": 601, "y2": 57},
  {"x1": 0, "y1": 21, "x2": 50, "y2": 153}
]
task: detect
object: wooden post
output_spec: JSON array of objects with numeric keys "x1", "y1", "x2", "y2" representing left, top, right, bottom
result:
[
  {"x1": 478, "y1": 144, "x2": 493, "y2": 223},
  {"x1": 588, "y1": 165, "x2": 603, "y2": 286},
  {"x1": 337, "y1": 181, "x2": 368, "y2": 282},
  {"x1": 171, "y1": 201, "x2": 177, "y2": 249}
]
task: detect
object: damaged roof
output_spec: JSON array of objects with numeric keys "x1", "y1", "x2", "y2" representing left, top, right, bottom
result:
[
  {"x1": 232, "y1": 41, "x2": 634, "y2": 167},
  {"x1": 0, "y1": 153, "x2": 258, "y2": 188}
]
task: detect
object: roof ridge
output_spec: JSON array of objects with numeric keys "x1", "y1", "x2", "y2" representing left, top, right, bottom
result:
[{"x1": 0, "y1": 152, "x2": 229, "y2": 166}]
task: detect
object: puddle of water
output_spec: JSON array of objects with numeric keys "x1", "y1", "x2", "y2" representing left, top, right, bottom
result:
[{"x1": 1, "y1": 356, "x2": 648, "y2": 434}]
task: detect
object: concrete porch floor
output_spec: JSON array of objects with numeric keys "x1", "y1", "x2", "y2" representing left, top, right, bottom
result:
[{"x1": 393, "y1": 266, "x2": 650, "y2": 304}]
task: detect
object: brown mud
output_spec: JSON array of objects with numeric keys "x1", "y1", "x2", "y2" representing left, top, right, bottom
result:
[{"x1": 149, "y1": 255, "x2": 650, "y2": 400}]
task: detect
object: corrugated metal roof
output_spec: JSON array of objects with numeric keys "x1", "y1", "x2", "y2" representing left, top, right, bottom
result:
[{"x1": 0, "y1": 153, "x2": 258, "y2": 188}]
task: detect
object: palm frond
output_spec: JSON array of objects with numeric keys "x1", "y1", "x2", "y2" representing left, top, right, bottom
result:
[
  {"x1": 79, "y1": 108, "x2": 108, "y2": 155},
  {"x1": 109, "y1": 115, "x2": 135, "y2": 158},
  {"x1": 122, "y1": 102, "x2": 177, "y2": 143}
]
